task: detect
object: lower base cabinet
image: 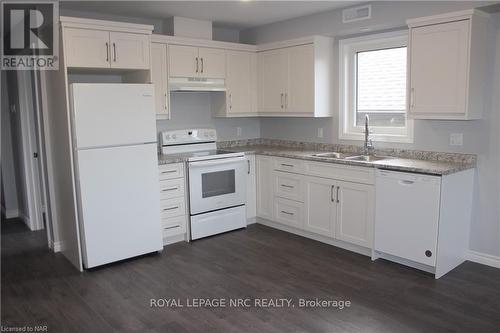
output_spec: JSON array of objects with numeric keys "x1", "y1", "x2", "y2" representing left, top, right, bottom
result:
[{"x1": 258, "y1": 155, "x2": 375, "y2": 251}]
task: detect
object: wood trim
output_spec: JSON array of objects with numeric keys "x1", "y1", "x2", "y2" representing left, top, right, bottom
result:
[
  {"x1": 406, "y1": 9, "x2": 489, "y2": 28},
  {"x1": 60, "y1": 16, "x2": 153, "y2": 34},
  {"x1": 466, "y1": 250, "x2": 500, "y2": 269},
  {"x1": 151, "y1": 34, "x2": 256, "y2": 52}
]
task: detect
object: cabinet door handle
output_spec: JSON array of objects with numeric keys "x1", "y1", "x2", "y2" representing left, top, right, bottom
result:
[
  {"x1": 331, "y1": 185, "x2": 335, "y2": 202},
  {"x1": 195, "y1": 57, "x2": 199, "y2": 73},
  {"x1": 281, "y1": 184, "x2": 294, "y2": 189},
  {"x1": 281, "y1": 163, "x2": 293, "y2": 168},
  {"x1": 281, "y1": 210, "x2": 294, "y2": 216},
  {"x1": 201, "y1": 57, "x2": 204, "y2": 73},
  {"x1": 112, "y1": 43, "x2": 116, "y2": 62},
  {"x1": 105, "y1": 42, "x2": 109, "y2": 62},
  {"x1": 410, "y1": 88, "x2": 415, "y2": 108},
  {"x1": 164, "y1": 224, "x2": 181, "y2": 230},
  {"x1": 229, "y1": 93, "x2": 232, "y2": 109},
  {"x1": 336, "y1": 186, "x2": 340, "y2": 203},
  {"x1": 285, "y1": 93, "x2": 288, "y2": 108},
  {"x1": 161, "y1": 170, "x2": 177, "y2": 174},
  {"x1": 164, "y1": 93, "x2": 168, "y2": 110},
  {"x1": 161, "y1": 187, "x2": 178, "y2": 192},
  {"x1": 247, "y1": 159, "x2": 250, "y2": 174},
  {"x1": 280, "y1": 93, "x2": 284, "y2": 109},
  {"x1": 163, "y1": 206, "x2": 179, "y2": 211}
]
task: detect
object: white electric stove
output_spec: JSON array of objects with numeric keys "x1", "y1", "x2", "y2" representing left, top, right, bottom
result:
[{"x1": 160, "y1": 129, "x2": 247, "y2": 240}]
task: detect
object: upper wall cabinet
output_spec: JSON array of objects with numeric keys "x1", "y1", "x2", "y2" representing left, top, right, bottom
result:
[
  {"x1": 168, "y1": 45, "x2": 225, "y2": 78},
  {"x1": 407, "y1": 9, "x2": 489, "y2": 120},
  {"x1": 256, "y1": 36, "x2": 333, "y2": 117},
  {"x1": 61, "y1": 17, "x2": 153, "y2": 70},
  {"x1": 151, "y1": 43, "x2": 170, "y2": 119}
]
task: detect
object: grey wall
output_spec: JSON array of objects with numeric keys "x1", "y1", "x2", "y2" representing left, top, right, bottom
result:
[
  {"x1": 242, "y1": 3, "x2": 500, "y2": 258},
  {"x1": 156, "y1": 92, "x2": 260, "y2": 140}
]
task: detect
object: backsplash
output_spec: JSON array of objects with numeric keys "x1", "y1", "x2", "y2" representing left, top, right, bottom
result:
[{"x1": 217, "y1": 138, "x2": 477, "y2": 165}]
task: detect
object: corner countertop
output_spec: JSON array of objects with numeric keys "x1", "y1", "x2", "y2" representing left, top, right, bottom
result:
[{"x1": 158, "y1": 145, "x2": 475, "y2": 176}]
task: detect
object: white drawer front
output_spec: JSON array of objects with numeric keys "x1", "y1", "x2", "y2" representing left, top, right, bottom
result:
[
  {"x1": 304, "y1": 161, "x2": 375, "y2": 185},
  {"x1": 274, "y1": 197, "x2": 304, "y2": 228},
  {"x1": 273, "y1": 171, "x2": 304, "y2": 202},
  {"x1": 159, "y1": 178, "x2": 185, "y2": 200},
  {"x1": 159, "y1": 163, "x2": 184, "y2": 180},
  {"x1": 162, "y1": 215, "x2": 187, "y2": 238},
  {"x1": 273, "y1": 157, "x2": 305, "y2": 174},
  {"x1": 160, "y1": 197, "x2": 186, "y2": 218}
]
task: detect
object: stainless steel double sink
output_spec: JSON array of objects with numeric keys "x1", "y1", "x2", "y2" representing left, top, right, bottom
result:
[{"x1": 311, "y1": 152, "x2": 391, "y2": 162}]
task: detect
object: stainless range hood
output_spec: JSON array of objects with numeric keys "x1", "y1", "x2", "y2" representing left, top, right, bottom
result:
[{"x1": 169, "y1": 77, "x2": 226, "y2": 92}]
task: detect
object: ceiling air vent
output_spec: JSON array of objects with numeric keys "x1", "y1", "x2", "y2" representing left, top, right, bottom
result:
[{"x1": 342, "y1": 5, "x2": 371, "y2": 23}]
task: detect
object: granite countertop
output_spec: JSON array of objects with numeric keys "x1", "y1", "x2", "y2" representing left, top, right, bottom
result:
[{"x1": 158, "y1": 145, "x2": 475, "y2": 175}]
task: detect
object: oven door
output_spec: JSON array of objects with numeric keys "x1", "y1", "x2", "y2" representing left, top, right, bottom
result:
[{"x1": 188, "y1": 156, "x2": 246, "y2": 215}]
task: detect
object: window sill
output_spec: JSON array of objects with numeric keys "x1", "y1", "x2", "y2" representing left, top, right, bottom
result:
[{"x1": 339, "y1": 132, "x2": 414, "y2": 144}]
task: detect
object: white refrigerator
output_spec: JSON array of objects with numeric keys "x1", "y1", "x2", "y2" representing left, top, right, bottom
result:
[{"x1": 70, "y1": 84, "x2": 163, "y2": 269}]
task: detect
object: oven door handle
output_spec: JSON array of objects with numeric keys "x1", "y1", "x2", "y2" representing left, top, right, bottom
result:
[{"x1": 189, "y1": 156, "x2": 246, "y2": 167}]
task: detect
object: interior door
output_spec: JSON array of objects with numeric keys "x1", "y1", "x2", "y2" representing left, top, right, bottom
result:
[
  {"x1": 409, "y1": 20, "x2": 469, "y2": 115},
  {"x1": 287, "y1": 44, "x2": 315, "y2": 113},
  {"x1": 76, "y1": 143, "x2": 162, "y2": 268},
  {"x1": 226, "y1": 50, "x2": 254, "y2": 114},
  {"x1": 198, "y1": 47, "x2": 226, "y2": 79},
  {"x1": 63, "y1": 28, "x2": 110, "y2": 68},
  {"x1": 168, "y1": 45, "x2": 198, "y2": 77},
  {"x1": 109, "y1": 32, "x2": 150, "y2": 69},
  {"x1": 151, "y1": 43, "x2": 169, "y2": 118},
  {"x1": 304, "y1": 176, "x2": 336, "y2": 237},
  {"x1": 336, "y1": 181, "x2": 374, "y2": 248},
  {"x1": 258, "y1": 49, "x2": 288, "y2": 113}
]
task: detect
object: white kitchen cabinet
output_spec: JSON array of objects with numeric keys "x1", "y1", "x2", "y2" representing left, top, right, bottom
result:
[
  {"x1": 407, "y1": 9, "x2": 489, "y2": 120},
  {"x1": 273, "y1": 197, "x2": 304, "y2": 228},
  {"x1": 151, "y1": 43, "x2": 169, "y2": 119},
  {"x1": 198, "y1": 47, "x2": 226, "y2": 78},
  {"x1": 304, "y1": 176, "x2": 336, "y2": 238},
  {"x1": 168, "y1": 45, "x2": 225, "y2": 78},
  {"x1": 273, "y1": 171, "x2": 304, "y2": 202},
  {"x1": 258, "y1": 48, "x2": 288, "y2": 113},
  {"x1": 109, "y1": 32, "x2": 150, "y2": 69},
  {"x1": 168, "y1": 45, "x2": 199, "y2": 77},
  {"x1": 64, "y1": 28, "x2": 111, "y2": 68},
  {"x1": 246, "y1": 155, "x2": 257, "y2": 221},
  {"x1": 256, "y1": 155, "x2": 274, "y2": 220},
  {"x1": 256, "y1": 36, "x2": 333, "y2": 117},
  {"x1": 286, "y1": 44, "x2": 315, "y2": 114},
  {"x1": 63, "y1": 27, "x2": 151, "y2": 70},
  {"x1": 224, "y1": 50, "x2": 257, "y2": 116},
  {"x1": 335, "y1": 181, "x2": 374, "y2": 248}
]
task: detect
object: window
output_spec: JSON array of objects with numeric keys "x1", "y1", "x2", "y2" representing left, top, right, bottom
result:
[{"x1": 339, "y1": 31, "x2": 413, "y2": 143}]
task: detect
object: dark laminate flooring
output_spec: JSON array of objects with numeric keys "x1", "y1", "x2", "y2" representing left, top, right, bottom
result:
[{"x1": 2, "y1": 218, "x2": 500, "y2": 333}]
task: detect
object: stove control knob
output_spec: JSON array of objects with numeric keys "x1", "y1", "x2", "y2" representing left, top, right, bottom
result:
[
  {"x1": 172, "y1": 134, "x2": 177, "y2": 139},
  {"x1": 165, "y1": 134, "x2": 170, "y2": 140}
]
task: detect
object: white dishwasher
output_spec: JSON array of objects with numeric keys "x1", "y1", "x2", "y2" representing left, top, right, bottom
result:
[{"x1": 374, "y1": 169, "x2": 441, "y2": 267}]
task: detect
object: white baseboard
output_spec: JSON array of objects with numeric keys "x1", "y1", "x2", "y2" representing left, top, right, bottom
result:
[
  {"x1": 247, "y1": 217, "x2": 257, "y2": 225},
  {"x1": 2, "y1": 208, "x2": 20, "y2": 219},
  {"x1": 49, "y1": 240, "x2": 63, "y2": 253},
  {"x1": 466, "y1": 250, "x2": 500, "y2": 269}
]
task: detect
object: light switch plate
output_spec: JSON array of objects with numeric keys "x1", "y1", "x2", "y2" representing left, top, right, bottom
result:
[
  {"x1": 449, "y1": 133, "x2": 463, "y2": 146},
  {"x1": 236, "y1": 127, "x2": 242, "y2": 137},
  {"x1": 317, "y1": 128, "x2": 324, "y2": 138}
]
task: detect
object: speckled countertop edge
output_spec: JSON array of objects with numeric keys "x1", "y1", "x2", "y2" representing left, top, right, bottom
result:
[{"x1": 158, "y1": 139, "x2": 476, "y2": 176}]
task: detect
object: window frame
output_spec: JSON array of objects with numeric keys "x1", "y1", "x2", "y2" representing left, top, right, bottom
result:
[{"x1": 339, "y1": 30, "x2": 413, "y2": 143}]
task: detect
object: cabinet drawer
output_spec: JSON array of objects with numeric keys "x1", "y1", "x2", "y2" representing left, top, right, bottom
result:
[
  {"x1": 273, "y1": 157, "x2": 305, "y2": 174},
  {"x1": 304, "y1": 161, "x2": 375, "y2": 185},
  {"x1": 159, "y1": 178, "x2": 185, "y2": 200},
  {"x1": 273, "y1": 197, "x2": 304, "y2": 228},
  {"x1": 160, "y1": 197, "x2": 185, "y2": 218},
  {"x1": 162, "y1": 215, "x2": 187, "y2": 238},
  {"x1": 273, "y1": 171, "x2": 304, "y2": 202},
  {"x1": 158, "y1": 163, "x2": 184, "y2": 180}
]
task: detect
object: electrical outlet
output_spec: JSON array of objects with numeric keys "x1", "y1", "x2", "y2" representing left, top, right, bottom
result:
[
  {"x1": 449, "y1": 133, "x2": 463, "y2": 146},
  {"x1": 236, "y1": 127, "x2": 242, "y2": 137},
  {"x1": 317, "y1": 128, "x2": 324, "y2": 138}
]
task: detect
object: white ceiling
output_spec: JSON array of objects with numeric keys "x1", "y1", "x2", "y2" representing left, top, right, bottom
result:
[{"x1": 60, "y1": 1, "x2": 361, "y2": 29}]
